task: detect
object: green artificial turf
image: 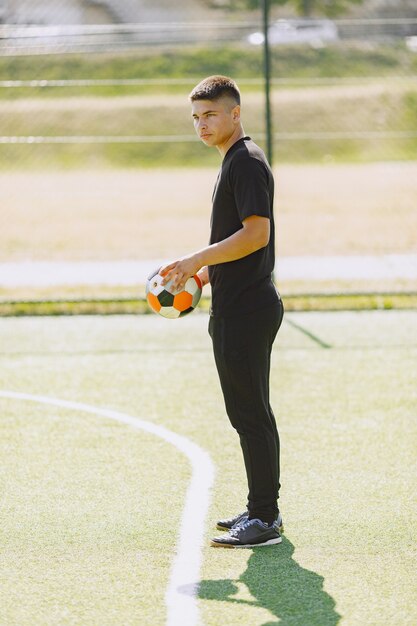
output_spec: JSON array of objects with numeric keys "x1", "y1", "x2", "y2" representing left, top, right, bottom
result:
[
  {"x1": 0, "y1": 312, "x2": 415, "y2": 625},
  {"x1": 1, "y1": 292, "x2": 417, "y2": 317}
]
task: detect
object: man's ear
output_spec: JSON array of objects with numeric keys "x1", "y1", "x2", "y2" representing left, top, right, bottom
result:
[{"x1": 232, "y1": 105, "x2": 241, "y2": 123}]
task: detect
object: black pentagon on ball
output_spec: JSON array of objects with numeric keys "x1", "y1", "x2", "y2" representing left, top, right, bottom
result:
[
  {"x1": 179, "y1": 306, "x2": 194, "y2": 317},
  {"x1": 158, "y1": 289, "x2": 174, "y2": 307}
]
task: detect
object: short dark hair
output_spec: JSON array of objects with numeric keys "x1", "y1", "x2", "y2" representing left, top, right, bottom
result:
[{"x1": 189, "y1": 75, "x2": 241, "y2": 106}]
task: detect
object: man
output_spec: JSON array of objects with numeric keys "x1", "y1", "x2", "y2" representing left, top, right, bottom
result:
[{"x1": 160, "y1": 75, "x2": 284, "y2": 548}]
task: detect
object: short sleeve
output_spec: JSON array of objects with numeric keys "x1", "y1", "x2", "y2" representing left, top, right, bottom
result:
[{"x1": 229, "y1": 155, "x2": 271, "y2": 223}]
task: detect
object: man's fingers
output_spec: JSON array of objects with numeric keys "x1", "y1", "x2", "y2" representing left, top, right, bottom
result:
[
  {"x1": 161, "y1": 271, "x2": 173, "y2": 285},
  {"x1": 160, "y1": 263, "x2": 178, "y2": 285},
  {"x1": 159, "y1": 260, "x2": 194, "y2": 290},
  {"x1": 162, "y1": 272, "x2": 183, "y2": 289},
  {"x1": 162, "y1": 269, "x2": 188, "y2": 290},
  {"x1": 159, "y1": 263, "x2": 175, "y2": 277},
  {"x1": 170, "y1": 272, "x2": 184, "y2": 290}
]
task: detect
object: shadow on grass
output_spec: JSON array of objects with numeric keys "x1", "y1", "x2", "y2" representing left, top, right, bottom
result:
[{"x1": 198, "y1": 536, "x2": 341, "y2": 626}]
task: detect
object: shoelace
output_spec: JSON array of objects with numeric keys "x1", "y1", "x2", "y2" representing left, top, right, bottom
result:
[{"x1": 229, "y1": 518, "x2": 261, "y2": 537}]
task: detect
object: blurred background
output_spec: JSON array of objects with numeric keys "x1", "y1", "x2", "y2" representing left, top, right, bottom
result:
[{"x1": 0, "y1": 0, "x2": 416, "y2": 311}]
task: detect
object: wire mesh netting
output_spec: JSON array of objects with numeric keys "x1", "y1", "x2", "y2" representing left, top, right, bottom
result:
[{"x1": 1, "y1": 0, "x2": 417, "y2": 302}]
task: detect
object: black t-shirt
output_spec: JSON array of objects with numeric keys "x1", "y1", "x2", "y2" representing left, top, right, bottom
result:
[{"x1": 208, "y1": 136, "x2": 279, "y2": 317}]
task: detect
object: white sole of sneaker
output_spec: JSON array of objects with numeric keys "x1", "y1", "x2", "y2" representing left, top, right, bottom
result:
[{"x1": 211, "y1": 536, "x2": 282, "y2": 549}]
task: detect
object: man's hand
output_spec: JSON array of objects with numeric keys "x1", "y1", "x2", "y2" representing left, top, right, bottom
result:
[{"x1": 160, "y1": 253, "x2": 203, "y2": 291}]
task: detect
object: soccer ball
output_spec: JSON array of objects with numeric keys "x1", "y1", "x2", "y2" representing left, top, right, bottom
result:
[{"x1": 146, "y1": 268, "x2": 202, "y2": 319}]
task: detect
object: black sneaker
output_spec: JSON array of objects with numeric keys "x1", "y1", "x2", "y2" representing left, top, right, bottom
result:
[
  {"x1": 216, "y1": 510, "x2": 284, "y2": 533},
  {"x1": 211, "y1": 518, "x2": 282, "y2": 549},
  {"x1": 216, "y1": 511, "x2": 249, "y2": 531}
]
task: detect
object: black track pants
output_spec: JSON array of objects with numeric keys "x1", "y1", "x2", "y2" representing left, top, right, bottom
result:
[{"x1": 208, "y1": 300, "x2": 284, "y2": 524}]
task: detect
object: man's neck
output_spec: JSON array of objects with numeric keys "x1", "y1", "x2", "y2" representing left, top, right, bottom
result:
[{"x1": 217, "y1": 126, "x2": 245, "y2": 158}]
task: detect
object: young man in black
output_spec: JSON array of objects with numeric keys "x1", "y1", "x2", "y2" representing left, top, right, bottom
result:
[{"x1": 160, "y1": 75, "x2": 284, "y2": 548}]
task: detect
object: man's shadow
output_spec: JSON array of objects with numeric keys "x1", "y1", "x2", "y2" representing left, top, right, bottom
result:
[{"x1": 198, "y1": 536, "x2": 341, "y2": 625}]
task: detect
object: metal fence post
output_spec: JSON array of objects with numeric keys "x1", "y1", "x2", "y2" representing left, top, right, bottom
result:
[{"x1": 262, "y1": 0, "x2": 273, "y2": 166}]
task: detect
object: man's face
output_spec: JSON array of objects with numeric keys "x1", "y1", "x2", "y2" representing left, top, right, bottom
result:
[{"x1": 191, "y1": 97, "x2": 240, "y2": 149}]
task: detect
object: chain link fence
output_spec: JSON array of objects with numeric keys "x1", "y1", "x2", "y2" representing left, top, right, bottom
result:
[
  {"x1": 1, "y1": 1, "x2": 416, "y2": 303},
  {"x1": 1, "y1": 2, "x2": 416, "y2": 167}
]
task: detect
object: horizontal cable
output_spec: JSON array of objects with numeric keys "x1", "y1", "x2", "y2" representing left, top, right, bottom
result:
[
  {"x1": 0, "y1": 78, "x2": 256, "y2": 87},
  {"x1": 327, "y1": 17, "x2": 417, "y2": 25},
  {"x1": 0, "y1": 76, "x2": 416, "y2": 88},
  {"x1": 272, "y1": 131, "x2": 417, "y2": 140},
  {"x1": 0, "y1": 38, "x2": 221, "y2": 52},
  {"x1": 0, "y1": 135, "x2": 200, "y2": 144},
  {"x1": 1, "y1": 18, "x2": 415, "y2": 57},
  {"x1": 0, "y1": 23, "x2": 256, "y2": 37},
  {"x1": 0, "y1": 18, "x2": 416, "y2": 36},
  {"x1": 1, "y1": 131, "x2": 416, "y2": 145}
]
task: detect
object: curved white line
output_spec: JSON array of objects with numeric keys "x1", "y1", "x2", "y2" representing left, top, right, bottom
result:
[{"x1": 0, "y1": 390, "x2": 215, "y2": 626}]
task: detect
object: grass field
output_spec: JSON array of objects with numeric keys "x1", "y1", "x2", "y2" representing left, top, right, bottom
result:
[
  {"x1": 1, "y1": 44, "x2": 416, "y2": 89},
  {"x1": 1, "y1": 43, "x2": 416, "y2": 168},
  {"x1": 0, "y1": 310, "x2": 415, "y2": 625},
  {"x1": 2, "y1": 80, "x2": 416, "y2": 167}
]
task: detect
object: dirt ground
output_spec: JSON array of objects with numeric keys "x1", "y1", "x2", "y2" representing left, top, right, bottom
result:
[{"x1": 2, "y1": 162, "x2": 416, "y2": 263}]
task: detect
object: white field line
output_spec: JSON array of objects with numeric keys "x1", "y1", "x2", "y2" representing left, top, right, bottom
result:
[{"x1": 0, "y1": 390, "x2": 215, "y2": 626}]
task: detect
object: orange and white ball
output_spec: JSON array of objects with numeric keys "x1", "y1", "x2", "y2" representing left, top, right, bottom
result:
[{"x1": 146, "y1": 269, "x2": 202, "y2": 319}]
